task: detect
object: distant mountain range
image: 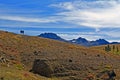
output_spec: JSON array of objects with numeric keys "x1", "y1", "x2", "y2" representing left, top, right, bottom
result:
[
  {"x1": 39, "y1": 33, "x2": 66, "y2": 41},
  {"x1": 38, "y1": 33, "x2": 119, "y2": 47}
]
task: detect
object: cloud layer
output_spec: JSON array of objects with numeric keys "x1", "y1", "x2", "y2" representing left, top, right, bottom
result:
[
  {"x1": 52, "y1": 0, "x2": 120, "y2": 29},
  {"x1": 0, "y1": 16, "x2": 57, "y2": 23},
  {"x1": 1, "y1": 0, "x2": 120, "y2": 29},
  {"x1": 0, "y1": 0, "x2": 120, "y2": 42}
]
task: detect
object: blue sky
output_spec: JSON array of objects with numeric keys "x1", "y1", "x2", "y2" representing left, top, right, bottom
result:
[{"x1": 0, "y1": 0, "x2": 120, "y2": 42}]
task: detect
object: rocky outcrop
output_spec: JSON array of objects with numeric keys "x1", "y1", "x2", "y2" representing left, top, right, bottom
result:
[
  {"x1": 96, "y1": 70, "x2": 116, "y2": 80},
  {"x1": 31, "y1": 59, "x2": 68, "y2": 77},
  {"x1": 31, "y1": 59, "x2": 54, "y2": 77},
  {"x1": 0, "y1": 56, "x2": 9, "y2": 63}
]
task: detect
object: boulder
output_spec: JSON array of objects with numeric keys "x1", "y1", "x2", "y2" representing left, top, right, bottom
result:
[
  {"x1": 96, "y1": 70, "x2": 116, "y2": 80},
  {"x1": 31, "y1": 59, "x2": 54, "y2": 77}
]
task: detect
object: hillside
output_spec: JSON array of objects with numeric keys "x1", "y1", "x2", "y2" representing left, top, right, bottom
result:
[
  {"x1": 0, "y1": 30, "x2": 120, "y2": 80},
  {"x1": 91, "y1": 44, "x2": 120, "y2": 55},
  {"x1": 0, "y1": 65, "x2": 59, "y2": 80}
]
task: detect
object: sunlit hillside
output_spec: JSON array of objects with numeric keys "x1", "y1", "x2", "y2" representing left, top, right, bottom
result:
[
  {"x1": 0, "y1": 30, "x2": 120, "y2": 80},
  {"x1": 91, "y1": 44, "x2": 120, "y2": 55}
]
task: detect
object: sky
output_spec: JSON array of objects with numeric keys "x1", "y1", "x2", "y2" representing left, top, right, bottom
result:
[{"x1": 0, "y1": 0, "x2": 120, "y2": 42}]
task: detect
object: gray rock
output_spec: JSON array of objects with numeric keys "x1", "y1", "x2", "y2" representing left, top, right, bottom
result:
[{"x1": 31, "y1": 59, "x2": 54, "y2": 77}]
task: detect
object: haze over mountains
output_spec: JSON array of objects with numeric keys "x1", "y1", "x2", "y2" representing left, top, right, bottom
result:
[{"x1": 39, "y1": 33, "x2": 119, "y2": 47}]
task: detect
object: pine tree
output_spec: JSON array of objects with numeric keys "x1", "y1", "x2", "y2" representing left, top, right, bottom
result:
[
  {"x1": 113, "y1": 45, "x2": 115, "y2": 51},
  {"x1": 117, "y1": 46, "x2": 119, "y2": 52},
  {"x1": 105, "y1": 45, "x2": 111, "y2": 52}
]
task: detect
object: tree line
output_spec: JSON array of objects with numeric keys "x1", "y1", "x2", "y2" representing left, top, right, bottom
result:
[{"x1": 105, "y1": 45, "x2": 119, "y2": 52}]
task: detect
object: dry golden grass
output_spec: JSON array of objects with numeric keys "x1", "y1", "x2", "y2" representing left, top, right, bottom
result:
[
  {"x1": 0, "y1": 63, "x2": 61, "y2": 80},
  {"x1": 91, "y1": 44, "x2": 120, "y2": 54},
  {"x1": 0, "y1": 30, "x2": 120, "y2": 79}
]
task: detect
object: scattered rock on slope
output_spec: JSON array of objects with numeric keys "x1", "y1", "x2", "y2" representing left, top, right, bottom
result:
[{"x1": 31, "y1": 59, "x2": 54, "y2": 77}]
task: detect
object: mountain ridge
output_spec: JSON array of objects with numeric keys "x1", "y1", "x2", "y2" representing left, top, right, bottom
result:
[{"x1": 38, "y1": 33, "x2": 119, "y2": 46}]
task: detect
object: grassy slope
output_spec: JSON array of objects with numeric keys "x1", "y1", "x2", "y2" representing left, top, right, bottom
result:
[
  {"x1": 0, "y1": 31, "x2": 61, "y2": 80},
  {"x1": 0, "y1": 64, "x2": 55, "y2": 80},
  {"x1": 0, "y1": 31, "x2": 120, "y2": 79},
  {"x1": 0, "y1": 66, "x2": 61, "y2": 80},
  {"x1": 91, "y1": 44, "x2": 120, "y2": 54},
  {"x1": 90, "y1": 44, "x2": 120, "y2": 79}
]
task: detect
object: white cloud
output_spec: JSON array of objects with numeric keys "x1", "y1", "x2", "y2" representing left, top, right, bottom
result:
[
  {"x1": 57, "y1": 32, "x2": 103, "y2": 41},
  {"x1": 50, "y1": 2, "x2": 75, "y2": 10},
  {"x1": 101, "y1": 30, "x2": 120, "y2": 38},
  {"x1": 2, "y1": 0, "x2": 120, "y2": 29},
  {"x1": 0, "y1": 16, "x2": 57, "y2": 23},
  {"x1": 52, "y1": 0, "x2": 120, "y2": 29}
]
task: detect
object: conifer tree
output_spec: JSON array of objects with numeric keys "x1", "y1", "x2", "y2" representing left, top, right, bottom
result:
[{"x1": 113, "y1": 45, "x2": 115, "y2": 51}]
